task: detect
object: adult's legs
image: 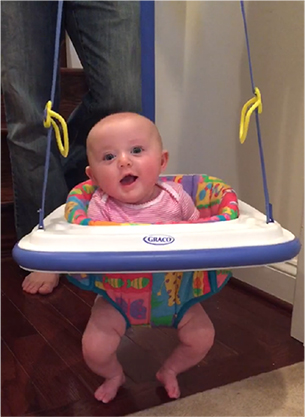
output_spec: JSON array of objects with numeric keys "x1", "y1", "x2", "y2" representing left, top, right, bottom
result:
[
  {"x1": 1, "y1": 1, "x2": 68, "y2": 240},
  {"x1": 63, "y1": 0, "x2": 142, "y2": 188},
  {"x1": 1, "y1": 1, "x2": 65, "y2": 294}
]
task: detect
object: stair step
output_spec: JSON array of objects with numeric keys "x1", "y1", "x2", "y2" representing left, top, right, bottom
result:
[
  {"x1": 1, "y1": 127, "x2": 16, "y2": 256},
  {"x1": 59, "y1": 68, "x2": 87, "y2": 119},
  {"x1": 1, "y1": 96, "x2": 6, "y2": 130},
  {"x1": 1, "y1": 203, "x2": 16, "y2": 257},
  {"x1": 1, "y1": 129, "x2": 13, "y2": 204}
]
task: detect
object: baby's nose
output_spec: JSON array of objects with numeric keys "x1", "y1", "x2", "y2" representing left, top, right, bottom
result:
[{"x1": 118, "y1": 153, "x2": 132, "y2": 167}]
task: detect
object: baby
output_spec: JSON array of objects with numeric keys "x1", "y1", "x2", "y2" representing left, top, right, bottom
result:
[{"x1": 82, "y1": 112, "x2": 215, "y2": 403}]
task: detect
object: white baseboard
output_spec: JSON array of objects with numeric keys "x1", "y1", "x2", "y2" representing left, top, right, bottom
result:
[
  {"x1": 271, "y1": 257, "x2": 298, "y2": 277},
  {"x1": 232, "y1": 258, "x2": 298, "y2": 305}
]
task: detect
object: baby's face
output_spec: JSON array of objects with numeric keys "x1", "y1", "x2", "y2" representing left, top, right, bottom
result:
[{"x1": 86, "y1": 114, "x2": 168, "y2": 205}]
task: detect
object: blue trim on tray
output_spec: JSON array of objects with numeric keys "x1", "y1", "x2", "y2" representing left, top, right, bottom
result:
[{"x1": 13, "y1": 238, "x2": 301, "y2": 273}]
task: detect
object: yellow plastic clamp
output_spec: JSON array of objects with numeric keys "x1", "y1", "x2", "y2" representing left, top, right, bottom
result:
[
  {"x1": 239, "y1": 87, "x2": 262, "y2": 144},
  {"x1": 44, "y1": 100, "x2": 69, "y2": 157}
]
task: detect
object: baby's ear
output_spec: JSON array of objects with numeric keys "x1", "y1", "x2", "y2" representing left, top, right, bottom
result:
[
  {"x1": 160, "y1": 150, "x2": 169, "y2": 172},
  {"x1": 85, "y1": 166, "x2": 96, "y2": 184},
  {"x1": 85, "y1": 166, "x2": 91, "y2": 179}
]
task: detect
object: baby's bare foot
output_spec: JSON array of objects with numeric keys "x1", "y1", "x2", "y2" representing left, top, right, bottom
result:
[
  {"x1": 22, "y1": 272, "x2": 59, "y2": 295},
  {"x1": 156, "y1": 368, "x2": 180, "y2": 399},
  {"x1": 94, "y1": 373, "x2": 126, "y2": 403}
]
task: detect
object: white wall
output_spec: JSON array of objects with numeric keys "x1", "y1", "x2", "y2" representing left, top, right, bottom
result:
[
  {"x1": 156, "y1": 1, "x2": 244, "y2": 190},
  {"x1": 66, "y1": 33, "x2": 82, "y2": 69},
  {"x1": 155, "y1": 1, "x2": 304, "y2": 238},
  {"x1": 235, "y1": 1, "x2": 304, "y2": 238}
]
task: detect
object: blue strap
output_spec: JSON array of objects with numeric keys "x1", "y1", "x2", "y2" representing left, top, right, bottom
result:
[
  {"x1": 38, "y1": 0, "x2": 64, "y2": 229},
  {"x1": 140, "y1": 0, "x2": 155, "y2": 122},
  {"x1": 240, "y1": 1, "x2": 273, "y2": 223}
]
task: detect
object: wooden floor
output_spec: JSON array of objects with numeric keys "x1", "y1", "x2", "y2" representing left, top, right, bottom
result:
[{"x1": 1, "y1": 259, "x2": 303, "y2": 416}]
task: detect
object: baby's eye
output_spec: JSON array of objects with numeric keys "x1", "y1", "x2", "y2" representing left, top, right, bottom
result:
[
  {"x1": 131, "y1": 146, "x2": 143, "y2": 155},
  {"x1": 103, "y1": 153, "x2": 115, "y2": 161}
]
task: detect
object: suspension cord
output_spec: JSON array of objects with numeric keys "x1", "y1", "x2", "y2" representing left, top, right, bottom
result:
[
  {"x1": 240, "y1": 0, "x2": 273, "y2": 223},
  {"x1": 38, "y1": 0, "x2": 66, "y2": 229}
]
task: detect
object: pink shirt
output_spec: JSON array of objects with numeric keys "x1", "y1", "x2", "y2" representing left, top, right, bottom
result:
[{"x1": 87, "y1": 181, "x2": 200, "y2": 223}]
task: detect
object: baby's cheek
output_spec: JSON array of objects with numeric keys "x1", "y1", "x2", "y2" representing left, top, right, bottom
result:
[
  {"x1": 144, "y1": 159, "x2": 160, "y2": 172},
  {"x1": 98, "y1": 169, "x2": 116, "y2": 189}
]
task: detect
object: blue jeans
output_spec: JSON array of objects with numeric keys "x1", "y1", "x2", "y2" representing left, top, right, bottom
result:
[{"x1": 1, "y1": 1, "x2": 141, "y2": 240}]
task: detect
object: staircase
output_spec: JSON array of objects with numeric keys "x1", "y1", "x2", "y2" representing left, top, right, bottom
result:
[{"x1": 1, "y1": 68, "x2": 87, "y2": 258}]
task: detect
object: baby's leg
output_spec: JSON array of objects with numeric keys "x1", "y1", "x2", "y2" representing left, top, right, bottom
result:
[
  {"x1": 157, "y1": 303, "x2": 215, "y2": 399},
  {"x1": 22, "y1": 272, "x2": 59, "y2": 294},
  {"x1": 82, "y1": 296, "x2": 126, "y2": 403}
]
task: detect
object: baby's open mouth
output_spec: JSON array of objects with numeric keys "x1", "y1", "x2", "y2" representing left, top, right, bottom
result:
[{"x1": 120, "y1": 175, "x2": 138, "y2": 185}]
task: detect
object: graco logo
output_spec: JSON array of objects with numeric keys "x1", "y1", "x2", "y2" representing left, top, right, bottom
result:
[{"x1": 143, "y1": 235, "x2": 175, "y2": 246}]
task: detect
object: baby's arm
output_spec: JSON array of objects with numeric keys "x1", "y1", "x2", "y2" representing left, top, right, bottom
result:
[
  {"x1": 179, "y1": 188, "x2": 200, "y2": 221},
  {"x1": 87, "y1": 190, "x2": 110, "y2": 221}
]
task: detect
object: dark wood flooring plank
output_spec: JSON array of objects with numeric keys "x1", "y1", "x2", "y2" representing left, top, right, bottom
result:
[
  {"x1": 1, "y1": 294, "x2": 92, "y2": 410},
  {"x1": 25, "y1": 378, "x2": 170, "y2": 417},
  {"x1": 39, "y1": 279, "x2": 94, "y2": 334},
  {"x1": 126, "y1": 326, "x2": 181, "y2": 366},
  {"x1": 1, "y1": 340, "x2": 49, "y2": 416},
  {"x1": 201, "y1": 339, "x2": 239, "y2": 365},
  {"x1": 62, "y1": 277, "x2": 97, "y2": 306},
  {"x1": 203, "y1": 287, "x2": 299, "y2": 355},
  {"x1": 215, "y1": 283, "x2": 294, "y2": 333},
  {"x1": 117, "y1": 333, "x2": 161, "y2": 384}
]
